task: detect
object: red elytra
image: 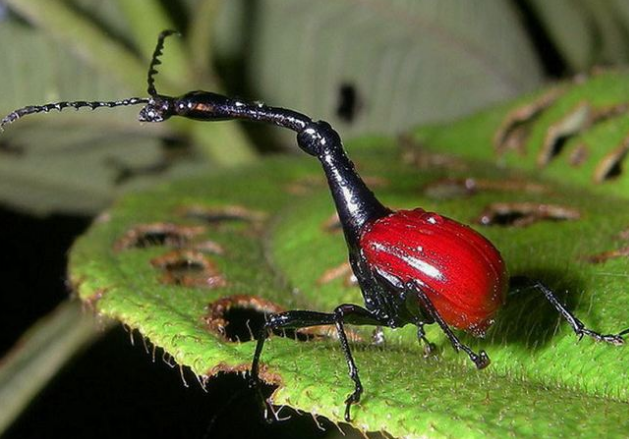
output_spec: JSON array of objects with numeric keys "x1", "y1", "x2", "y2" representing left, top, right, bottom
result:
[{"x1": 360, "y1": 208, "x2": 509, "y2": 336}]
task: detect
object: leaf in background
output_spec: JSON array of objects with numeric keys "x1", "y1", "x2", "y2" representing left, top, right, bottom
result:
[
  {"x1": 524, "y1": 0, "x2": 629, "y2": 71},
  {"x1": 69, "y1": 71, "x2": 629, "y2": 437},
  {"x1": 0, "y1": 9, "x2": 229, "y2": 216},
  {"x1": 414, "y1": 70, "x2": 629, "y2": 201},
  {"x1": 215, "y1": 0, "x2": 544, "y2": 139}
]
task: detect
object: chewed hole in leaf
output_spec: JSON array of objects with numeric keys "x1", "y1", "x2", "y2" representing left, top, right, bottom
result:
[
  {"x1": 423, "y1": 177, "x2": 547, "y2": 199},
  {"x1": 476, "y1": 202, "x2": 580, "y2": 227},
  {"x1": 150, "y1": 250, "x2": 227, "y2": 289},
  {"x1": 494, "y1": 87, "x2": 563, "y2": 156},
  {"x1": 205, "y1": 295, "x2": 362, "y2": 343},
  {"x1": 205, "y1": 295, "x2": 308, "y2": 342},
  {"x1": 538, "y1": 102, "x2": 629, "y2": 168},
  {"x1": 538, "y1": 102, "x2": 591, "y2": 167},
  {"x1": 179, "y1": 205, "x2": 267, "y2": 227},
  {"x1": 113, "y1": 223, "x2": 206, "y2": 252},
  {"x1": 593, "y1": 139, "x2": 629, "y2": 183}
]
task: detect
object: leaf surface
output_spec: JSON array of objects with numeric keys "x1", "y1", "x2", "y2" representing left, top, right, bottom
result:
[{"x1": 70, "y1": 71, "x2": 629, "y2": 438}]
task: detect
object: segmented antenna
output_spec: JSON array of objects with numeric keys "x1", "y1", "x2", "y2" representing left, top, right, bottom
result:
[
  {"x1": 0, "y1": 97, "x2": 149, "y2": 131},
  {"x1": 146, "y1": 29, "x2": 179, "y2": 97}
]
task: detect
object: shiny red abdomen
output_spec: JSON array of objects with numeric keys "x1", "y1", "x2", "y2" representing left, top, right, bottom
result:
[{"x1": 360, "y1": 208, "x2": 508, "y2": 336}]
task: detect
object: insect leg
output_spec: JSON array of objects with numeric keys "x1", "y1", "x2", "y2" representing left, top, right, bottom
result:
[
  {"x1": 416, "y1": 324, "x2": 437, "y2": 357},
  {"x1": 250, "y1": 306, "x2": 382, "y2": 422},
  {"x1": 531, "y1": 280, "x2": 625, "y2": 345},
  {"x1": 250, "y1": 310, "x2": 336, "y2": 380},
  {"x1": 405, "y1": 281, "x2": 490, "y2": 369},
  {"x1": 249, "y1": 310, "x2": 335, "y2": 422},
  {"x1": 333, "y1": 304, "x2": 384, "y2": 421}
]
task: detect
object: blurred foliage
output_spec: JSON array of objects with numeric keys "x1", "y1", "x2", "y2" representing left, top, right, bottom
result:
[{"x1": 2, "y1": 0, "x2": 629, "y2": 215}]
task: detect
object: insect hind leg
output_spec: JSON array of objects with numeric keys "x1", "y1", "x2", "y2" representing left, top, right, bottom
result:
[
  {"x1": 530, "y1": 280, "x2": 625, "y2": 345},
  {"x1": 405, "y1": 281, "x2": 490, "y2": 369}
]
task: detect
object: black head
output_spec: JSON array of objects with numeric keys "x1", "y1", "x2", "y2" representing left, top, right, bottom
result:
[
  {"x1": 137, "y1": 30, "x2": 181, "y2": 123},
  {"x1": 138, "y1": 95, "x2": 176, "y2": 122}
]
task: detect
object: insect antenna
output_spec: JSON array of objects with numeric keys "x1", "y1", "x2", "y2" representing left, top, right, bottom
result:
[
  {"x1": 0, "y1": 97, "x2": 150, "y2": 132},
  {"x1": 146, "y1": 29, "x2": 180, "y2": 97}
]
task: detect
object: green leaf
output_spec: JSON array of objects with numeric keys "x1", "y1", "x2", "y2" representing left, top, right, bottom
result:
[
  {"x1": 215, "y1": 0, "x2": 544, "y2": 138},
  {"x1": 69, "y1": 72, "x2": 629, "y2": 437},
  {"x1": 414, "y1": 69, "x2": 629, "y2": 201}
]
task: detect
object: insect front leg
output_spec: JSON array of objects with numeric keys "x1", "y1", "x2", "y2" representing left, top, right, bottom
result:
[
  {"x1": 249, "y1": 310, "x2": 335, "y2": 421},
  {"x1": 332, "y1": 304, "x2": 386, "y2": 421},
  {"x1": 249, "y1": 305, "x2": 383, "y2": 422}
]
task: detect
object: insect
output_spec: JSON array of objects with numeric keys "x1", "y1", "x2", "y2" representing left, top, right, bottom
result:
[{"x1": 2, "y1": 31, "x2": 627, "y2": 422}]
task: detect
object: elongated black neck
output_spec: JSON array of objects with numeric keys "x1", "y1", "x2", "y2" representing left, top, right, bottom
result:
[
  {"x1": 150, "y1": 91, "x2": 389, "y2": 245},
  {"x1": 138, "y1": 91, "x2": 390, "y2": 245},
  {"x1": 296, "y1": 121, "x2": 390, "y2": 248}
]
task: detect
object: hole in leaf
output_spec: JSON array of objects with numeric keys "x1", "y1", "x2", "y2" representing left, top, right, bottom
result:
[
  {"x1": 336, "y1": 82, "x2": 362, "y2": 123},
  {"x1": 150, "y1": 250, "x2": 227, "y2": 289},
  {"x1": 494, "y1": 88, "x2": 563, "y2": 155},
  {"x1": 476, "y1": 202, "x2": 580, "y2": 227},
  {"x1": 539, "y1": 101, "x2": 629, "y2": 167},
  {"x1": 222, "y1": 307, "x2": 271, "y2": 342},
  {"x1": 538, "y1": 102, "x2": 591, "y2": 166},
  {"x1": 593, "y1": 140, "x2": 629, "y2": 183},
  {"x1": 206, "y1": 295, "x2": 295, "y2": 342},
  {"x1": 179, "y1": 205, "x2": 267, "y2": 229},
  {"x1": 113, "y1": 223, "x2": 206, "y2": 252},
  {"x1": 205, "y1": 295, "x2": 362, "y2": 343}
]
